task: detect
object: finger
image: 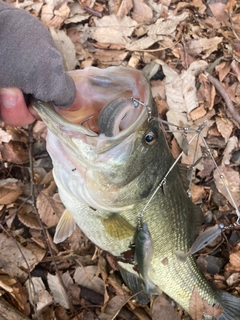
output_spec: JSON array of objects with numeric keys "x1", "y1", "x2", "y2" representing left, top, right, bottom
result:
[{"x1": 0, "y1": 88, "x2": 36, "y2": 126}]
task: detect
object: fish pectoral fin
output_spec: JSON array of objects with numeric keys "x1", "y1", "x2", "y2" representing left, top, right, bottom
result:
[
  {"x1": 53, "y1": 209, "x2": 77, "y2": 244},
  {"x1": 101, "y1": 213, "x2": 135, "y2": 240},
  {"x1": 175, "y1": 250, "x2": 190, "y2": 262}
]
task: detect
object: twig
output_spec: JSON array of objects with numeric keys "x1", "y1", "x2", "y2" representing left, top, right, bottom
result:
[
  {"x1": 84, "y1": 6, "x2": 102, "y2": 18},
  {"x1": 181, "y1": 35, "x2": 188, "y2": 69},
  {"x1": 207, "y1": 73, "x2": 240, "y2": 124},
  {"x1": 229, "y1": 10, "x2": 240, "y2": 41}
]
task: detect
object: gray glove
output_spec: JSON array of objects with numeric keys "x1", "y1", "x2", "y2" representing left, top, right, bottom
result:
[{"x1": 0, "y1": 1, "x2": 76, "y2": 108}]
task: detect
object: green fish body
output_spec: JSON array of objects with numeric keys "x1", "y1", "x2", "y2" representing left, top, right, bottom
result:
[{"x1": 32, "y1": 66, "x2": 240, "y2": 320}]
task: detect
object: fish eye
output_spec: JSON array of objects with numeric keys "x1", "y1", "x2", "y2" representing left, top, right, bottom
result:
[{"x1": 145, "y1": 131, "x2": 157, "y2": 145}]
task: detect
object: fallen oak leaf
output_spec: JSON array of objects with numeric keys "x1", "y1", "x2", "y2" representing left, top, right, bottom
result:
[{"x1": 189, "y1": 286, "x2": 204, "y2": 320}]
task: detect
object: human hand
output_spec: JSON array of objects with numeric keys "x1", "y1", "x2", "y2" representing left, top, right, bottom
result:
[
  {"x1": 0, "y1": 87, "x2": 81, "y2": 126},
  {"x1": 0, "y1": 1, "x2": 76, "y2": 119}
]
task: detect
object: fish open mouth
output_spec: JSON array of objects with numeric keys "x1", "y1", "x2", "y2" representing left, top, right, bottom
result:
[{"x1": 33, "y1": 67, "x2": 151, "y2": 139}]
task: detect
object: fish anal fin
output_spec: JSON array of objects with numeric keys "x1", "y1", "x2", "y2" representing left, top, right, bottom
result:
[
  {"x1": 102, "y1": 213, "x2": 135, "y2": 240},
  {"x1": 53, "y1": 209, "x2": 77, "y2": 244}
]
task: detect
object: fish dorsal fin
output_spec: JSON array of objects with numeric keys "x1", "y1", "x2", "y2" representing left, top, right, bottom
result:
[
  {"x1": 53, "y1": 209, "x2": 77, "y2": 244},
  {"x1": 101, "y1": 213, "x2": 135, "y2": 240}
]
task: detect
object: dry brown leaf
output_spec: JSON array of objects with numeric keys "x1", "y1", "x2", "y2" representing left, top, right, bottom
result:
[
  {"x1": 215, "y1": 116, "x2": 233, "y2": 143},
  {"x1": 228, "y1": 245, "x2": 240, "y2": 272},
  {"x1": 208, "y1": 3, "x2": 229, "y2": 24},
  {"x1": 226, "y1": 81, "x2": 240, "y2": 105},
  {"x1": 0, "y1": 141, "x2": 29, "y2": 164},
  {"x1": 74, "y1": 266, "x2": 105, "y2": 295},
  {"x1": 0, "y1": 128, "x2": 12, "y2": 143},
  {"x1": 190, "y1": 184, "x2": 205, "y2": 203},
  {"x1": 50, "y1": 27, "x2": 78, "y2": 71},
  {"x1": 189, "y1": 287, "x2": 204, "y2": 320},
  {"x1": 52, "y1": 3, "x2": 70, "y2": 28},
  {"x1": 94, "y1": 50, "x2": 128, "y2": 66},
  {"x1": 98, "y1": 295, "x2": 130, "y2": 320},
  {"x1": 0, "y1": 233, "x2": 38, "y2": 282},
  {"x1": 47, "y1": 273, "x2": 70, "y2": 309},
  {"x1": 132, "y1": 0, "x2": 153, "y2": 23},
  {"x1": 198, "y1": 158, "x2": 215, "y2": 179},
  {"x1": 222, "y1": 136, "x2": 238, "y2": 165},
  {"x1": 25, "y1": 277, "x2": 53, "y2": 311},
  {"x1": 41, "y1": 2, "x2": 54, "y2": 25},
  {"x1": 116, "y1": 0, "x2": 133, "y2": 19},
  {"x1": 188, "y1": 37, "x2": 223, "y2": 58},
  {"x1": 5, "y1": 126, "x2": 28, "y2": 143},
  {"x1": 92, "y1": 15, "x2": 137, "y2": 46},
  {"x1": 226, "y1": 273, "x2": 239, "y2": 286},
  {"x1": 17, "y1": 205, "x2": 42, "y2": 229},
  {"x1": 197, "y1": 74, "x2": 215, "y2": 110},
  {"x1": 213, "y1": 164, "x2": 240, "y2": 208},
  {"x1": 202, "y1": 301, "x2": 223, "y2": 318},
  {"x1": 190, "y1": 105, "x2": 207, "y2": 121},
  {"x1": 204, "y1": 16, "x2": 221, "y2": 29},
  {"x1": 36, "y1": 190, "x2": 65, "y2": 228},
  {"x1": 41, "y1": 2, "x2": 70, "y2": 28},
  {"x1": 152, "y1": 295, "x2": 180, "y2": 320},
  {"x1": 189, "y1": 286, "x2": 223, "y2": 320},
  {"x1": 1, "y1": 276, "x2": 29, "y2": 313},
  {"x1": 148, "y1": 12, "x2": 189, "y2": 37},
  {"x1": 0, "y1": 274, "x2": 17, "y2": 293},
  {"x1": 216, "y1": 61, "x2": 231, "y2": 82},
  {"x1": 0, "y1": 186, "x2": 22, "y2": 205},
  {"x1": 126, "y1": 35, "x2": 163, "y2": 51}
]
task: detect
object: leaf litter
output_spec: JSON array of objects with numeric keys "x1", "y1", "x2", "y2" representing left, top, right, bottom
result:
[{"x1": 1, "y1": 0, "x2": 240, "y2": 319}]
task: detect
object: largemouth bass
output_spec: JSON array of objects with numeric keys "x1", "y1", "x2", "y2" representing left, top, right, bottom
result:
[{"x1": 32, "y1": 66, "x2": 240, "y2": 319}]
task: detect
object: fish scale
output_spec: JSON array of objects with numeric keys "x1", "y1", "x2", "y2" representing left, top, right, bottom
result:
[{"x1": 32, "y1": 66, "x2": 240, "y2": 320}]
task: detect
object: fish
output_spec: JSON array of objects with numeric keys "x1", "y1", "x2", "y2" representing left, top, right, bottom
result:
[{"x1": 32, "y1": 66, "x2": 240, "y2": 319}]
